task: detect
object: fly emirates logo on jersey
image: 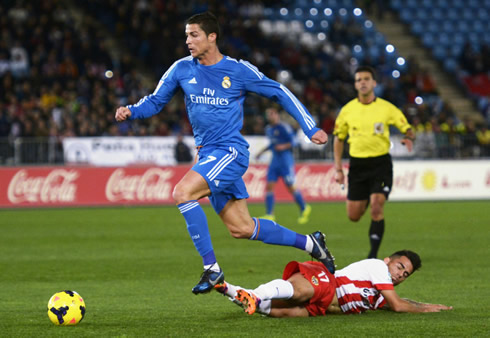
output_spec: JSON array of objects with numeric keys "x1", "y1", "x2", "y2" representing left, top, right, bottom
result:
[{"x1": 189, "y1": 87, "x2": 229, "y2": 106}]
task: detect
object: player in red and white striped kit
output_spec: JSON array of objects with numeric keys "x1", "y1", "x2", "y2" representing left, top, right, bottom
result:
[{"x1": 215, "y1": 250, "x2": 452, "y2": 317}]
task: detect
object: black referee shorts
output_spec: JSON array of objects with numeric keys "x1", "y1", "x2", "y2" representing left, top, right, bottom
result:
[{"x1": 347, "y1": 154, "x2": 393, "y2": 201}]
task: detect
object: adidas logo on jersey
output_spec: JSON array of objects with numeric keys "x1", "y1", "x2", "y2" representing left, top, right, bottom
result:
[{"x1": 188, "y1": 77, "x2": 197, "y2": 84}]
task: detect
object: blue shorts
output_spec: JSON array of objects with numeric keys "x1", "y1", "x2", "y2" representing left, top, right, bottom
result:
[
  {"x1": 267, "y1": 162, "x2": 296, "y2": 186},
  {"x1": 192, "y1": 146, "x2": 249, "y2": 214}
]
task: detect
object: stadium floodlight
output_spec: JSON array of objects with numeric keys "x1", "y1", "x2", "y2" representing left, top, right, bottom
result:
[{"x1": 385, "y1": 44, "x2": 395, "y2": 53}]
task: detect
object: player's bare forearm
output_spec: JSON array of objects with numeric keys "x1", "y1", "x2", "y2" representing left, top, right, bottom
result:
[
  {"x1": 275, "y1": 143, "x2": 292, "y2": 151},
  {"x1": 401, "y1": 298, "x2": 453, "y2": 312}
]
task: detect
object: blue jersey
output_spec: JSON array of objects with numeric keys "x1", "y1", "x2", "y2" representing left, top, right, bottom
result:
[
  {"x1": 127, "y1": 55, "x2": 319, "y2": 154},
  {"x1": 266, "y1": 122, "x2": 295, "y2": 166}
]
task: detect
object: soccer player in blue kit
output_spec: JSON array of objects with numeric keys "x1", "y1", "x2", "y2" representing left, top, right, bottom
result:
[
  {"x1": 115, "y1": 12, "x2": 334, "y2": 294},
  {"x1": 256, "y1": 107, "x2": 311, "y2": 224}
]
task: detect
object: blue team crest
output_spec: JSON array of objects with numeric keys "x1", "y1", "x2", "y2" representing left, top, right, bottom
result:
[{"x1": 222, "y1": 76, "x2": 231, "y2": 89}]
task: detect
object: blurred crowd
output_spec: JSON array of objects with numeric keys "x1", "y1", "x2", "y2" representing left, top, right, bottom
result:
[{"x1": 0, "y1": 0, "x2": 489, "y2": 162}]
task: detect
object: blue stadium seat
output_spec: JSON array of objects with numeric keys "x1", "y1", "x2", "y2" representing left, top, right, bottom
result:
[
  {"x1": 432, "y1": 45, "x2": 447, "y2": 61},
  {"x1": 411, "y1": 20, "x2": 424, "y2": 36},
  {"x1": 422, "y1": 32, "x2": 434, "y2": 48}
]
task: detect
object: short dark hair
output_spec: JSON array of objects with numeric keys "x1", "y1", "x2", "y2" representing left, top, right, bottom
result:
[
  {"x1": 186, "y1": 12, "x2": 220, "y2": 42},
  {"x1": 355, "y1": 65, "x2": 377, "y2": 80},
  {"x1": 390, "y1": 250, "x2": 422, "y2": 272}
]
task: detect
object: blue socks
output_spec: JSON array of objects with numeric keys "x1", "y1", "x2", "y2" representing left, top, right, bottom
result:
[
  {"x1": 178, "y1": 200, "x2": 216, "y2": 266},
  {"x1": 293, "y1": 190, "x2": 306, "y2": 211},
  {"x1": 265, "y1": 191, "x2": 274, "y2": 215},
  {"x1": 250, "y1": 218, "x2": 307, "y2": 250}
]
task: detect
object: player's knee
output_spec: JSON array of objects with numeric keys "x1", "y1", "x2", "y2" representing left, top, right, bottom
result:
[
  {"x1": 172, "y1": 185, "x2": 189, "y2": 204},
  {"x1": 370, "y1": 204, "x2": 384, "y2": 219},
  {"x1": 348, "y1": 214, "x2": 362, "y2": 222}
]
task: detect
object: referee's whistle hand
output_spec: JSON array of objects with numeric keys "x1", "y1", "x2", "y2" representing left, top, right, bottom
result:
[
  {"x1": 401, "y1": 138, "x2": 413, "y2": 152},
  {"x1": 310, "y1": 130, "x2": 328, "y2": 145}
]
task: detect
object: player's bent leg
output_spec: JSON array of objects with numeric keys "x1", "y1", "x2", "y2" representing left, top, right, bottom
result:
[
  {"x1": 174, "y1": 170, "x2": 222, "y2": 294},
  {"x1": 172, "y1": 170, "x2": 211, "y2": 204},
  {"x1": 219, "y1": 199, "x2": 255, "y2": 238},
  {"x1": 346, "y1": 200, "x2": 368, "y2": 222}
]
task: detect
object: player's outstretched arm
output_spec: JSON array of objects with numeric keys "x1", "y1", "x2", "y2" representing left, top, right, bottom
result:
[
  {"x1": 115, "y1": 107, "x2": 132, "y2": 122},
  {"x1": 381, "y1": 290, "x2": 452, "y2": 313}
]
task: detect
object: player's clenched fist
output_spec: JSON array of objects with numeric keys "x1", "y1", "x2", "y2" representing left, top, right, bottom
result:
[
  {"x1": 115, "y1": 107, "x2": 132, "y2": 122},
  {"x1": 310, "y1": 129, "x2": 328, "y2": 145}
]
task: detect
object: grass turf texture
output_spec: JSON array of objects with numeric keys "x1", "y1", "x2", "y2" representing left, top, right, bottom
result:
[{"x1": 0, "y1": 201, "x2": 489, "y2": 337}]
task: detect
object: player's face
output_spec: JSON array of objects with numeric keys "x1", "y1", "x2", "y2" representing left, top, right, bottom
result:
[
  {"x1": 185, "y1": 24, "x2": 214, "y2": 59},
  {"x1": 385, "y1": 255, "x2": 414, "y2": 286},
  {"x1": 354, "y1": 71, "x2": 376, "y2": 96},
  {"x1": 266, "y1": 109, "x2": 280, "y2": 124}
]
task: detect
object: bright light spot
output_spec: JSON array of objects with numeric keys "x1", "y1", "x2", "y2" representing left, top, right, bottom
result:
[
  {"x1": 397, "y1": 57, "x2": 406, "y2": 65},
  {"x1": 392, "y1": 70, "x2": 400, "y2": 78},
  {"x1": 324, "y1": 8, "x2": 332, "y2": 16},
  {"x1": 105, "y1": 70, "x2": 113, "y2": 78},
  {"x1": 353, "y1": 8, "x2": 362, "y2": 16},
  {"x1": 415, "y1": 96, "x2": 424, "y2": 104},
  {"x1": 364, "y1": 20, "x2": 373, "y2": 28},
  {"x1": 280, "y1": 8, "x2": 288, "y2": 16},
  {"x1": 354, "y1": 45, "x2": 362, "y2": 53},
  {"x1": 310, "y1": 8, "x2": 318, "y2": 16},
  {"x1": 306, "y1": 20, "x2": 314, "y2": 28},
  {"x1": 317, "y1": 32, "x2": 326, "y2": 40},
  {"x1": 385, "y1": 44, "x2": 395, "y2": 53},
  {"x1": 339, "y1": 8, "x2": 347, "y2": 16},
  {"x1": 279, "y1": 70, "x2": 291, "y2": 82}
]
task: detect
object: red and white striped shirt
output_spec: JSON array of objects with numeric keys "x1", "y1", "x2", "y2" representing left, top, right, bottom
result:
[{"x1": 334, "y1": 259, "x2": 394, "y2": 314}]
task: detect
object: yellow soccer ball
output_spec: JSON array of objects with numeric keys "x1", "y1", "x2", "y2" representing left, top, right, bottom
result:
[{"x1": 47, "y1": 290, "x2": 86, "y2": 325}]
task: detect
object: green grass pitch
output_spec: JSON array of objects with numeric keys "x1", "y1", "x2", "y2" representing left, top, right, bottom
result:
[{"x1": 0, "y1": 201, "x2": 489, "y2": 337}]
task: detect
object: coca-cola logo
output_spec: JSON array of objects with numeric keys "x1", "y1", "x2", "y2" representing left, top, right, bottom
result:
[
  {"x1": 105, "y1": 168, "x2": 174, "y2": 201},
  {"x1": 7, "y1": 169, "x2": 79, "y2": 203},
  {"x1": 243, "y1": 166, "x2": 267, "y2": 198},
  {"x1": 296, "y1": 166, "x2": 346, "y2": 198}
]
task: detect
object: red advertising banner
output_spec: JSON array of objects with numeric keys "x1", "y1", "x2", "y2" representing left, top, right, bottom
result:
[{"x1": 0, "y1": 164, "x2": 346, "y2": 208}]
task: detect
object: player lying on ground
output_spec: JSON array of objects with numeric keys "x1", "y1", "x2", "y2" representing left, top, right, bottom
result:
[{"x1": 215, "y1": 248, "x2": 452, "y2": 317}]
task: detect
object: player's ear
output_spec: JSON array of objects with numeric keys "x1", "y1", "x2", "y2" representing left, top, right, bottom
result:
[
  {"x1": 208, "y1": 32, "x2": 217, "y2": 43},
  {"x1": 383, "y1": 257, "x2": 390, "y2": 264}
]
